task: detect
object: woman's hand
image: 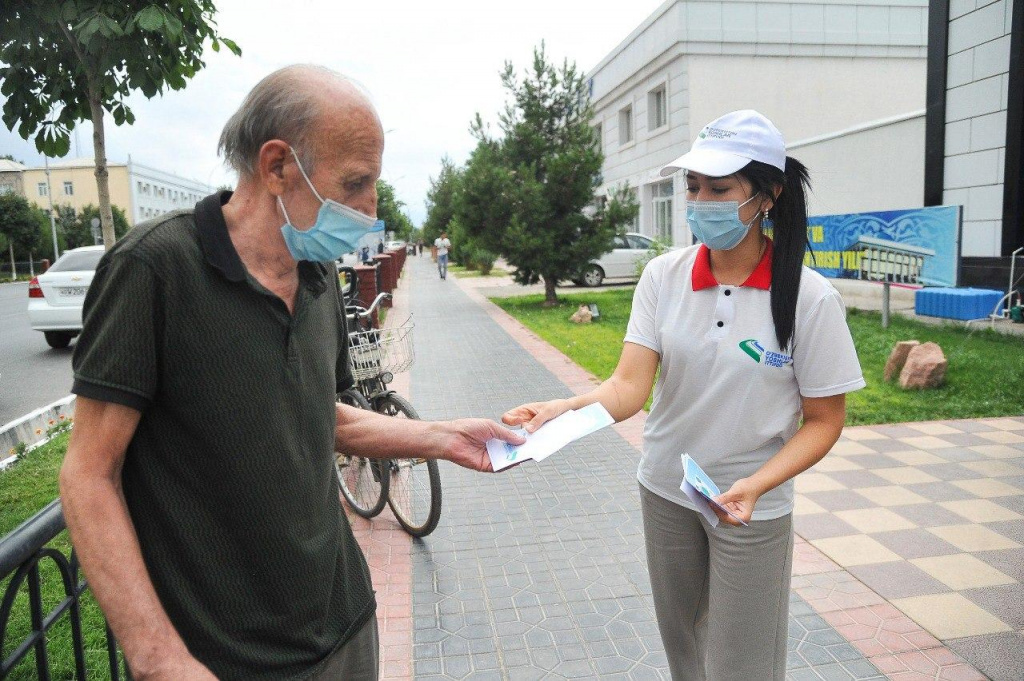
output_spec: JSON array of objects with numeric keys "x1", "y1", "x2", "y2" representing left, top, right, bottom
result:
[
  {"x1": 712, "y1": 477, "x2": 764, "y2": 526},
  {"x1": 502, "y1": 398, "x2": 572, "y2": 433}
]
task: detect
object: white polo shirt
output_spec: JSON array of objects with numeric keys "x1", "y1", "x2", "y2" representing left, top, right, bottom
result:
[{"x1": 625, "y1": 242, "x2": 865, "y2": 520}]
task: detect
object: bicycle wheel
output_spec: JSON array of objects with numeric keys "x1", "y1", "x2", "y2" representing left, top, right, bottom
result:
[
  {"x1": 336, "y1": 389, "x2": 389, "y2": 518},
  {"x1": 378, "y1": 393, "x2": 442, "y2": 537}
]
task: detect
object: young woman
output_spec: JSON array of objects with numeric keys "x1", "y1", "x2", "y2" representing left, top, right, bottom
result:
[{"x1": 503, "y1": 110, "x2": 865, "y2": 680}]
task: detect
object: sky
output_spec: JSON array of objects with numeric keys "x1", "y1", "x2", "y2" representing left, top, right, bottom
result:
[{"x1": 0, "y1": 0, "x2": 665, "y2": 225}]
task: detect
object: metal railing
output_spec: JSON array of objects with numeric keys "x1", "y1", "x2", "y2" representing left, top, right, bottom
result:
[{"x1": 0, "y1": 499, "x2": 123, "y2": 680}]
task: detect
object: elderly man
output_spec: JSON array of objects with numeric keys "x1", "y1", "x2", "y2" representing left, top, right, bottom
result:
[{"x1": 58, "y1": 65, "x2": 523, "y2": 680}]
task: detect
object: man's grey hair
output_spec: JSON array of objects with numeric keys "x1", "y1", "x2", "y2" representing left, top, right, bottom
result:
[{"x1": 218, "y1": 64, "x2": 357, "y2": 177}]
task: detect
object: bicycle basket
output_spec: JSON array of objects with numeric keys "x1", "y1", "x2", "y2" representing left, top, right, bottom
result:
[{"x1": 347, "y1": 320, "x2": 415, "y2": 380}]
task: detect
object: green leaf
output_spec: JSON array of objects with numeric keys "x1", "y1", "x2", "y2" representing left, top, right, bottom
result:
[
  {"x1": 163, "y1": 14, "x2": 183, "y2": 40},
  {"x1": 135, "y1": 6, "x2": 164, "y2": 32},
  {"x1": 221, "y1": 37, "x2": 241, "y2": 56},
  {"x1": 210, "y1": 39, "x2": 220, "y2": 52},
  {"x1": 60, "y1": 1, "x2": 79, "y2": 22}
]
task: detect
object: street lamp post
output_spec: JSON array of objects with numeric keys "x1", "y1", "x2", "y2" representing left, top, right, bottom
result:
[{"x1": 43, "y1": 156, "x2": 60, "y2": 262}]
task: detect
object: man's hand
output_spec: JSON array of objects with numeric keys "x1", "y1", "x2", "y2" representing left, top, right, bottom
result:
[
  {"x1": 501, "y1": 398, "x2": 571, "y2": 433},
  {"x1": 136, "y1": 654, "x2": 217, "y2": 681},
  {"x1": 712, "y1": 477, "x2": 763, "y2": 527},
  {"x1": 436, "y1": 419, "x2": 526, "y2": 472}
]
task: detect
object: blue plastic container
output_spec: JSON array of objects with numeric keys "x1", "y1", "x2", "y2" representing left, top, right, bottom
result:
[{"x1": 914, "y1": 288, "x2": 1004, "y2": 321}]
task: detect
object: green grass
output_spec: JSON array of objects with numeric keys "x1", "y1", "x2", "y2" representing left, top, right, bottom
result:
[
  {"x1": 492, "y1": 289, "x2": 1024, "y2": 426},
  {"x1": 449, "y1": 264, "x2": 509, "y2": 278},
  {"x1": 1, "y1": 434, "x2": 125, "y2": 680}
]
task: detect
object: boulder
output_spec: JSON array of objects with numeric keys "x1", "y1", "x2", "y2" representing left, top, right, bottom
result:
[
  {"x1": 569, "y1": 304, "x2": 593, "y2": 324},
  {"x1": 884, "y1": 340, "x2": 920, "y2": 382},
  {"x1": 899, "y1": 342, "x2": 947, "y2": 389}
]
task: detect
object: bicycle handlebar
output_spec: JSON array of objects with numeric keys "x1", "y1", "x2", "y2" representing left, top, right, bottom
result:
[{"x1": 348, "y1": 292, "x2": 391, "y2": 319}]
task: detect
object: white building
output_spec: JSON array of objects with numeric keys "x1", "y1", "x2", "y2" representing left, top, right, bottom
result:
[
  {"x1": 127, "y1": 159, "x2": 214, "y2": 225},
  {"x1": 927, "y1": 0, "x2": 1022, "y2": 286},
  {"x1": 588, "y1": 0, "x2": 929, "y2": 247}
]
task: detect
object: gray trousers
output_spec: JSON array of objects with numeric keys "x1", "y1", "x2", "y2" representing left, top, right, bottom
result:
[
  {"x1": 640, "y1": 484, "x2": 793, "y2": 681},
  {"x1": 308, "y1": 614, "x2": 379, "y2": 680}
]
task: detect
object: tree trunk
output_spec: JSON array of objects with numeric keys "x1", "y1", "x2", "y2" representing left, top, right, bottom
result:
[
  {"x1": 29, "y1": 250, "x2": 34, "y2": 277},
  {"x1": 542, "y1": 276, "x2": 558, "y2": 307},
  {"x1": 9, "y1": 242, "x2": 14, "y2": 281},
  {"x1": 88, "y1": 86, "x2": 116, "y2": 250}
]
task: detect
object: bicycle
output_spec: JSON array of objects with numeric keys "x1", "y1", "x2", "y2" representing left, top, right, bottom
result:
[{"x1": 333, "y1": 269, "x2": 443, "y2": 538}]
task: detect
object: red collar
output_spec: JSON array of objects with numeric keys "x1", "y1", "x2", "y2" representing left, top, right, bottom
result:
[{"x1": 691, "y1": 239, "x2": 773, "y2": 291}]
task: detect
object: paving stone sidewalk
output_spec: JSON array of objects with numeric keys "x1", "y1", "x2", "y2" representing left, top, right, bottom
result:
[{"x1": 350, "y1": 256, "x2": 1016, "y2": 680}]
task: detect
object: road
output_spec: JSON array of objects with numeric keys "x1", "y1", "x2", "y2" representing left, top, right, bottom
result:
[{"x1": 0, "y1": 282, "x2": 76, "y2": 426}]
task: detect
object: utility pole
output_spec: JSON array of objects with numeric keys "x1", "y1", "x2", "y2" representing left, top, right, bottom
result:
[{"x1": 43, "y1": 156, "x2": 60, "y2": 262}]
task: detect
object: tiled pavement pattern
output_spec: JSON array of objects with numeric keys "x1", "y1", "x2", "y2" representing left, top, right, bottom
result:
[
  {"x1": 347, "y1": 256, "x2": 1019, "y2": 679},
  {"x1": 795, "y1": 419, "x2": 1024, "y2": 680}
]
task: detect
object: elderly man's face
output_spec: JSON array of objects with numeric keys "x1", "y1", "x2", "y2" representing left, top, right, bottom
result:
[{"x1": 286, "y1": 104, "x2": 384, "y2": 229}]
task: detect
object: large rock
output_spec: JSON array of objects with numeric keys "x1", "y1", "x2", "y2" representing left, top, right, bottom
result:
[
  {"x1": 884, "y1": 340, "x2": 920, "y2": 382},
  {"x1": 569, "y1": 304, "x2": 593, "y2": 324},
  {"x1": 899, "y1": 342, "x2": 947, "y2": 389}
]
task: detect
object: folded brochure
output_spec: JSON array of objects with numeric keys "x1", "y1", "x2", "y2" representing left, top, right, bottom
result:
[
  {"x1": 486, "y1": 403, "x2": 614, "y2": 471},
  {"x1": 680, "y1": 454, "x2": 749, "y2": 527}
]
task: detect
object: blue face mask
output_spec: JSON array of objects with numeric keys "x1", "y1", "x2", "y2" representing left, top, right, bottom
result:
[
  {"x1": 686, "y1": 194, "x2": 763, "y2": 251},
  {"x1": 278, "y1": 148, "x2": 385, "y2": 262}
]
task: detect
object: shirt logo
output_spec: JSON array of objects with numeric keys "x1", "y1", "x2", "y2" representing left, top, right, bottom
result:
[{"x1": 739, "y1": 339, "x2": 793, "y2": 368}]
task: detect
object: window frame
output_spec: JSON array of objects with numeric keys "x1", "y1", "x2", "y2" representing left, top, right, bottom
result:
[
  {"x1": 647, "y1": 82, "x2": 668, "y2": 132},
  {"x1": 618, "y1": 104, "x2": 634, "y2": 146}
]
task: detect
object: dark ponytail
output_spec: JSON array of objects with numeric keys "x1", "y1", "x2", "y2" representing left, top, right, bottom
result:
[{"x1": 737, "y1": 157, "x2": 811, "y2": 351}]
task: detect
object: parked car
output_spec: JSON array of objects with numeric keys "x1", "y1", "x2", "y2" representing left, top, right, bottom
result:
[
  {"x1": 385, "y1": 240, "x2": 405, "y2": 251},
  {"x1": 27, "y1": 246, "x2": 106, "y2": 349},
  {"x1": 574, "y1": 232, "x2": 676, "y2": 287}
]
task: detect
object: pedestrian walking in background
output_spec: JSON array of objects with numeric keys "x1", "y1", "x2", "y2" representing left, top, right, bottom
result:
[
  {"x1": 503, "y1": 110, "x2": 864, "y2": 681},
  {"x1": 376, "y1": 238, "x2": 384, "y2": 255},
  {"x1": 434, "y1": 231, "x2": 451, "y2": 280}
]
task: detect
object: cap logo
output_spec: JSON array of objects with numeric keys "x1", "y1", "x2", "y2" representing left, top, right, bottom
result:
[{"x1": 701, "y1": 126, "x2": 737, "y2": 140}]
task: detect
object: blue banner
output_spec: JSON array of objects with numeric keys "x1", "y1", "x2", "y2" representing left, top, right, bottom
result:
[{"x1": 804, "y1": 206, "x2": 962, "y2": 287}]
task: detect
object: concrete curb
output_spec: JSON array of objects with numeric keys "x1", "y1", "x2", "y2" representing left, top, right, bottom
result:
[{"x1": 0, "y1": 394, "x2": 76, "y2": 470}]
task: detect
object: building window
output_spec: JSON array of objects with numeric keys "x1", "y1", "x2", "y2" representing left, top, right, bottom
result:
[
  {"x1": 0, "y1": 184, "x2": 12, "y2": 195},
  {"x1": 63, "y1": 181, "x2": 74, "y2": 196},
  {"x1": 619, "y1": 105, "x2": 633, "y2": 145},
  {"x1": 652, "y1": 180, "x2": 673, "y2": 244},
  {"x1": 593, "y1": 123, "x2": 602, "y2": 151},
  {"x1": 648, "y1": 85, "x2": 667, "y2": 131},
  {"x1": 38, "y1": 182, "x2": 48, "y2": 197}
]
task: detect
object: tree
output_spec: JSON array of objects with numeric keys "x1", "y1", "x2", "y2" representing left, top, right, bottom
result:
[
  {"x1": 422, "y1": 156, "x2": 461, "y2": 244},
  {"x1": 0, "y1": 153, "x2": 23, "y2": 164},
  {"x1": 0, "y1": 2, "x2": 240, "y2": 250},
  {"x1": 0, "y1": 192, "x2": 43, "y2": 278},
  {"x1": 457, "y1": 46, "x2": 638, "y2": 305},
  {"x1": 375, "y1": 179, "x2": 414, "y2": 241},
  {"x1": 55, "y1": 203, "x2": 130, "y2": 250}
]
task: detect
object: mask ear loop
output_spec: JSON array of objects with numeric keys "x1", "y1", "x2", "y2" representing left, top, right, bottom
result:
[
  {"x1": 277, "y1": 196, "x2": 294, "y2": 225},
  {"x1": 289, "y1": 147, "x2": 325, "y2": 203}
]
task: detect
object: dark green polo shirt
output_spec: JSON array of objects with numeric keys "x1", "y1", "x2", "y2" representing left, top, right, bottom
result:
[{"x1": 72, "y1": 192, "x2": 375, "y2": 680}]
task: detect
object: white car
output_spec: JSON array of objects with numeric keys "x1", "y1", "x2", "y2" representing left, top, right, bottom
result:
[
  {"x1": 385, "y1": 240, "x2": 405, "y2": 251},
  {"x1": 27, "y1": 246, "x2": 106, "y2": 349},
  {"x1": 575, "y1": 232, "x2": 675, "y2": 287}
]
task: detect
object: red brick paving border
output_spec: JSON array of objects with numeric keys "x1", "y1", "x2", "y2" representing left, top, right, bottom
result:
[
  {"x1": 346, "y1": 266, "x2": 413, "y2": 680},
  {"x1": 452, "y1": 274, "x2": 986, "y2": 681}
]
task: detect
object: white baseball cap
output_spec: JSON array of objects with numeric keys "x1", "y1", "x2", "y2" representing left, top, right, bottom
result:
[{"x1": 660, "y1": 110, "x2": 786, "y2": 177}]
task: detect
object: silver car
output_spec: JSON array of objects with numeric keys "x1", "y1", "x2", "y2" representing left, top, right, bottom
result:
[
  {"x1": 575, "y1": 232, "x2": 673, "y2": 287},
  {"x1": 27, "y1": 246, "x2": 105, "y2": 348}
]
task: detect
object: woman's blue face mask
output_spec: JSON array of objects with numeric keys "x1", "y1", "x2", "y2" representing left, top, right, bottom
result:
[
  {"x1": 278, "y1": 148, "x2": 384, "y2": 262},
  {"x1": 685, "y1": 194, "x2": 761, "y2": 251}
]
